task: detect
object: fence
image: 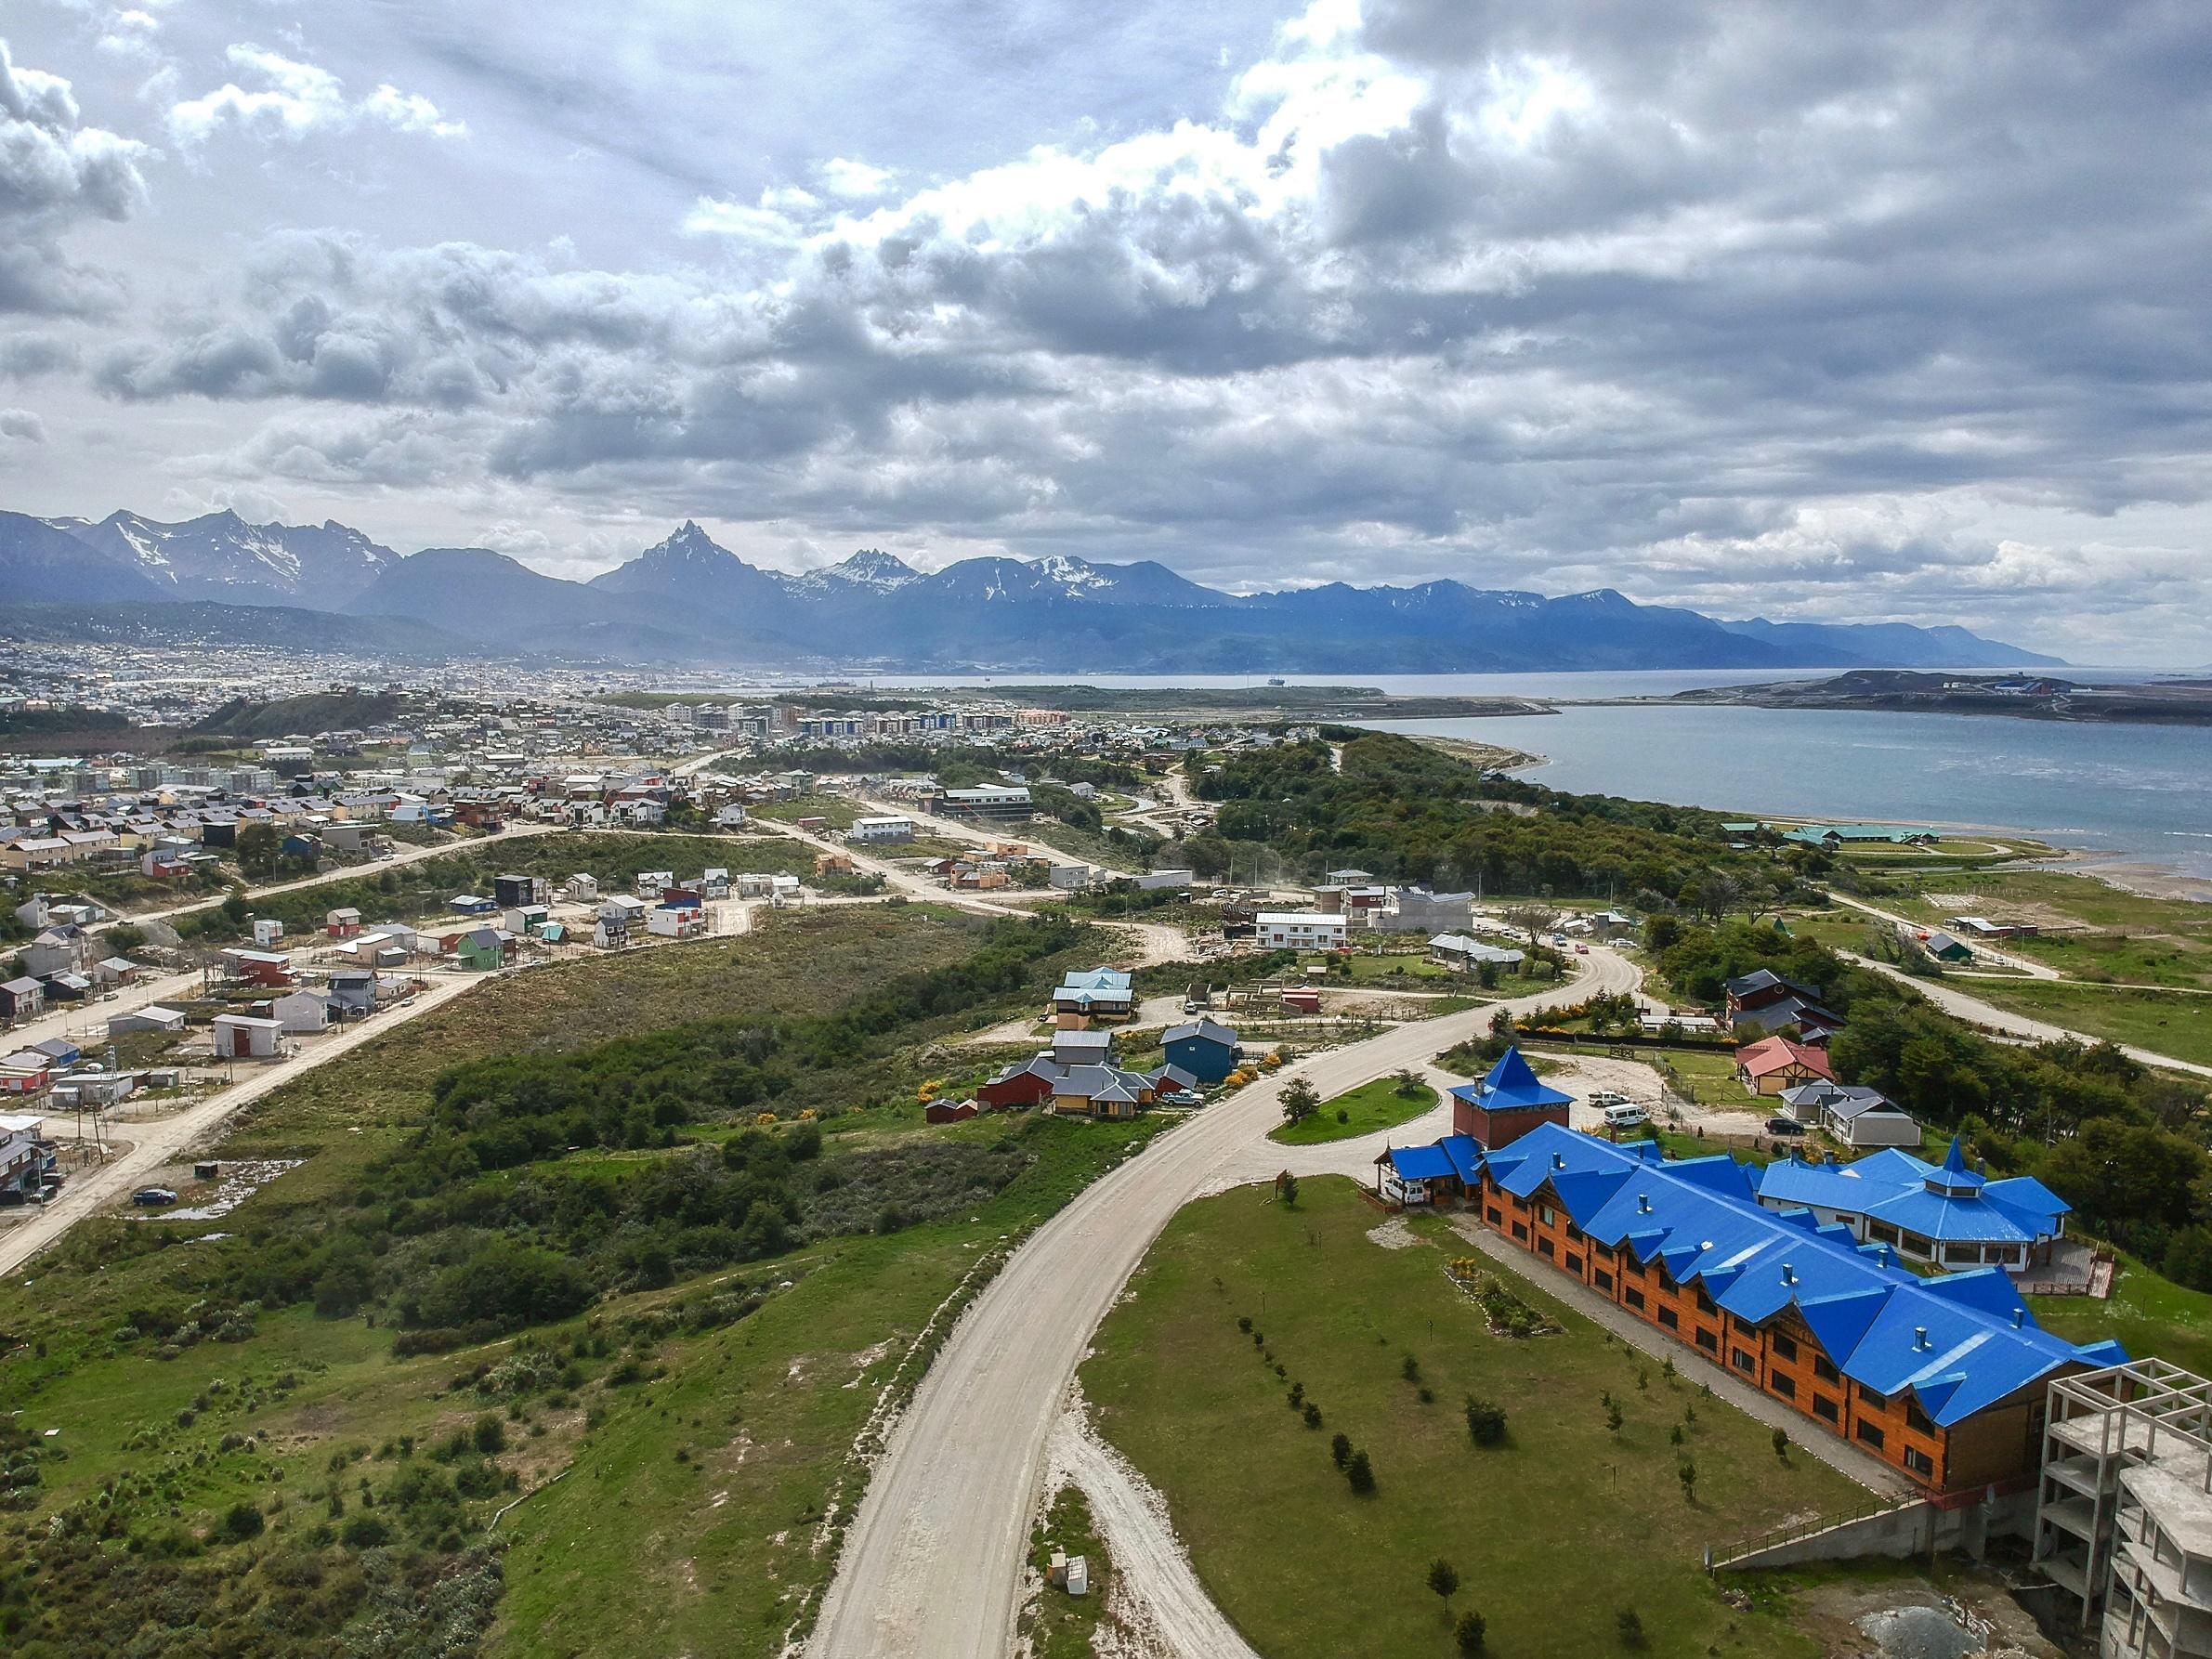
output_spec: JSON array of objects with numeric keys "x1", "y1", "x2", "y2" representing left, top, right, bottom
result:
[{"x1": 1707, "y1": 1493, "x2": 1918, "y2": 1570}]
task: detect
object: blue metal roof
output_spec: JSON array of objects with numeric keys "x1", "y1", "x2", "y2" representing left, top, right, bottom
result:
[
  {"x1": 1384, "y1": 1143, "x2": 1458, "y2": 1182},
  {"x1": 1752, "y1": 1144, "x2": 2066, "y2": 1244},
  {"x1": 1450, "y1": 1045, "x2": 1575, "y2": 1116},
  {"x1": 1462, "y1": 1121, "x2": 2114, "y2": 1427}
]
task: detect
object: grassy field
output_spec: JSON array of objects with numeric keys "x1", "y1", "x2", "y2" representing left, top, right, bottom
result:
[
  {"x1": 1341, "y1": 951, "x2": 1457, "y2": 983},
  {"x1": 1081, "y1": 1179, "x2": 1864, "y2": 1659},
  {"x1": 748, "y1": 794, "x2": 859, "y2": 830},
  {"x1": 1866, "y1": 869, "x2": 2212, "y2": 990},
  {"x1": 2033, "y1": 1254, "x2": 2212, "y2": 1378},
  {"x1": 1271, "y1": 1076, "x2": 1440, "y2": 1144},
  {"x1": 1938, "y1": 978, "x2": 2212, "y2": 1067},
  {"x1": 0, "y1": 903, "x2": 1167, "y2": 1658}
]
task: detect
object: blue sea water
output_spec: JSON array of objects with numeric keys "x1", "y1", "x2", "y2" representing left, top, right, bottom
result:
[{"x1": 1353, "y1": 704, "x2": 2212, "y2": 882}]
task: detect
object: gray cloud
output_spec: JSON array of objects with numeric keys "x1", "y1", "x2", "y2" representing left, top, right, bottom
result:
[
  {"x1": 10, "y1": 1, "x2": 2212, "y2": 658},
  {"x1": 0, "y1": 35, "x2": 152, "y2": 314}
]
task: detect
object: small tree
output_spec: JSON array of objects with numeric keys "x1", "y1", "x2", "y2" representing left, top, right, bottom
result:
[
  {"x1": 1605, "y1": 1399, "x2": 1624, "y2": 1435},
  {"x1": 1402, "y1": 1352, "x2": 1421, "y2": 1383},
  {"x1": 1678, "y1": 1457, "x2": 1698, "y2": 1504},
  {"x1": 1330, "y1": 1431, "x2": 1352, "y2": 1469},
  {"x1": 1276, "y1": 1169, "x2": 1301, "y2": 1207},
  {"x1": 1279, "y1": 1076, "x2": 1321, "y2": 1125},
  {"x1": 1616, "y1": 1607, "x2": 1647, "y2": 1649},
  {"x1": 1303, "y1": 1401, "x2": 1323, "y2": 1430},
  {"x1": 1346, "y1": 1449, "x2": 1376, "y2": 1495},
  {"x1": 1463, "y1": 1395, "x2": 1507, "y2": 1447},
  {"x1": 1772, "y1": 1427, "x2": 1790, "y2": 1462},
  {"x1": 1455, "y1": 1608, "x2": 1487, "y2": 1654},
  {"x1": 1394, "y1": 1066, "x2": 1425, "y2": 1098},
  {"x1": 1428, "y1": 1557, "x2": 1460, "y2": 1608}
]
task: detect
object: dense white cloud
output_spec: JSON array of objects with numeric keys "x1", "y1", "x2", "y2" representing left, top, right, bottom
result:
[
  {"x1": 6, "y1": 0, "x2": 2212, "y2": 659},
  {"x1": 0, "y1": 35, "x2": 152, "y2": 312},
  {"x1": 168, "y1": 45, "x2": 464, "y2": 144}
]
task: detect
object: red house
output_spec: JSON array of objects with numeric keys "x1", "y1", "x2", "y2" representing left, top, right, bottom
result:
[
  {"x1": 924, "y1": 1099, "x2": 980, "y2": 1125},
  {"x1": 1449, "y1": 1047, "x2": 1573, "y2": 1150},
  {"x1": 977, "y1": 1058, "x2": 1057, "y2": 1110}
]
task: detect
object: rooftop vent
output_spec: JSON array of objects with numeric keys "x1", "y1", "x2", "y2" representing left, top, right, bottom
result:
[
  {"x1": 1552, "y1": 1151, "x2": 1565, "y2": 1169},
  {"x1": 1637, "y1": 1194, "x2": 1651, "y2": 1214},
  {"x1": 1914, "y1": 1326, "x2": 1930, "y2": 1350},
  {"x1": 1782, "y1": 1263, "x2": 1797, "y2": 1286}
]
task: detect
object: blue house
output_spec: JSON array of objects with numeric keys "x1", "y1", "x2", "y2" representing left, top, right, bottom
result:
[
  {"x1": 1161, "y1": 1018, "x2": 1238, "y2": 1085},
  {"x1": 1753, "y1": 1138, "x2": 2070, "y2": 1271}
]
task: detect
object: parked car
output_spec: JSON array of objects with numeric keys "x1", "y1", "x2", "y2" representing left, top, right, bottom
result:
[
  {"x1": 132, "y1": 1186, "x2": 178, "y2": 1207},
  {"x1": 1589, "y1": 1089, "x2": 1632, "y2": 1109},
  {"x1": 1765, "y1": 1116, "x2": 1806, "y2": 1136},
  {"x1": 1601, "y1": 1102, "x2": 1649, "y2": 1129},
  {"x1": 1575, "y1": 943, "x2": 1590, "y2": 954},
  {"x1": 38, "y1": 1172, "x2": 62, "y2": 1193}
]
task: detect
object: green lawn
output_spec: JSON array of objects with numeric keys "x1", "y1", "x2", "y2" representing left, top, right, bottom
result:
[
  {"x1": 1342, "y1": 951, "x2": 1456, "y2": 984},
  {"x1": 1868, "y1": 869, "x2": 2212, "y2": 990},
  {"x1": 749, "y1": 794, "x2": 859, "y2": 830},
  {"x1": 1271, "y1": 1076, "x2": 1441, "y2": 1144},
  {"x1": 1081, "y1": 1179, "x2": 1863, "y2": 1659}
]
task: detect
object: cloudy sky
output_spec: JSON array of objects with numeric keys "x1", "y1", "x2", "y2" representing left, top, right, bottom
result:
[{"x1": 4, "y1": 0, "x2": 2208, "y2": 660}]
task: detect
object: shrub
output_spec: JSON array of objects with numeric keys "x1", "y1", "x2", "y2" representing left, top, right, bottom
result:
[
  {"x1": 473, "y1": 1415, "x2": 507, "y2": 1456},
  {"x1": 1302, "y1": 1402, "x2": 1323, "y2": 1430},
  {"x1": 1463, "y1": 1395, "x2": 1507, "y2": 1447},
  {"x1": 1329, "y1": 1431, "x2": 1351, "y2": 1469},
  {"x1": 1346, "y1": 1450, "x2": 1375, "y2": 1495},
  {"x1": 1455, "y1": 1608, "x2": 1487, "y2": 1653},
  {"x1": 1616, "y1": 1607, "x2": 1648, "y2": 1649},
  {"x1": 341, "y1": 1513, "x2": 390, "y2": 1548},
  {"x1": 219, "y1": 1501, "x2": 265, "y2": 1542},
  {"x1": 1428, "y1": 1558, "x2": 1460, "y2": 1601}
]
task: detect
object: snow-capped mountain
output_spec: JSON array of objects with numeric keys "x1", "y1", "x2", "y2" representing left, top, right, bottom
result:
[
  {"x1": 3, "y1": 505, "x2": 2065, "y2": 672},
  {"x1": 781, "y1": 547, "x2": 922, "y2": 596},
  {"x1": 47, "y1": 509, "x2": 397, "y2": 607}
]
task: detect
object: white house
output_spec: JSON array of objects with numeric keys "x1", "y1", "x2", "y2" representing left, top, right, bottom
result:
[
  {"x1": 1256, "y1": 911, "x2": 1346, "y2": 950},
  {"x1": 272, "y1": 989, "x2": 333, "y2": 1034},
  {"x1": 211, "y1": 1013, "x2": 283, "y2": 1059},
  {"x1": 107, "y1": 1004, "x2": 188, "y2": 1037},
  {"x1": 564, "y1": 872, "x2": 600, "y2": 904},
  {"x1": 849, "y1": 814, "x2": 916, "y2": 844}
]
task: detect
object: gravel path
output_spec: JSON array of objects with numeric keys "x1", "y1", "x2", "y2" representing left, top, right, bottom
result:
[{"x1": 808, "y1": 950, "x2": 1642, "y2": 1657}]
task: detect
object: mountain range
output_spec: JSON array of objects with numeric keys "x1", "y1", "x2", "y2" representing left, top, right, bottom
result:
[{"x1": 0, "y1": 509, "x2": 2065, "y2": 672}]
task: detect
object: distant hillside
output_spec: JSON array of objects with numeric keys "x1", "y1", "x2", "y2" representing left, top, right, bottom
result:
[
  {"x1": 193, "y1": 691, "x2": 407, "y2": 739},
  {"x1": 7, "y1": 504, "x2": 2067, "y2": 673},
  {"x1": 0, "y1": 601, "x2": 469, "y2": 660}
]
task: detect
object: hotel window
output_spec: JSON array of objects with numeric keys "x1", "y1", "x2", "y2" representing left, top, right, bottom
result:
[
  {"x1": 1906, "y1": 1400, "x2": 1935, "y2": 1436},
  {"x1": 1855, "y1": 1421, "x2": 1886, "y2": 1452},
  {"x1": 1695, "y1": 1289, "x2": 1717, "y2": 1315},
  {"x1": 1512, "y1": 1221, "x2": 1528, "y2": 1242},
  {"x1": 1770, "y1": 1372, "x2": 1797, "y2": 1400},
  {"x1": 1593, "y1": 1269, "x2": 1614, "y2": 1292},
  {"x1": 1732, "y1": 1348, "x2": 1756, "y2": 1373},
  {"x1": 1539, "y1": 1205, "x2": 1556, "y2": 1226},
  {"x1": 1537, "y1": 1237, "x2": 1554, "y2": 1260},
  {"x1": 1904, "y1": 1447, "x2": 1934, "y2": 1479},
  {"x1": 1772, "y1": 1334, "x2": 1799, "y2": 1362},
  {"x1": 1486, "y1": 1208, "x2": 1503, "y2": 1225},
  {"x1": 1857, "y1": 1383, "x2": 1888, "y2": 1410},
  {"x1": 1565, "y1": 1253, "x2": 1583, "y2": 1275},
  {"x1": 1656, "y1": 1305, "x2": 1678, "y2": 1328},
  {"x1": 1814, "y1": 1355, "x2": 1840, "y2": 1384},
  {"x1": 1566, "y1": 1223, "x2": 1584, "y2": 1242},
  {"x1": 1695, "y1": 1328, "x2": 1719, "y2": 1354},
  {"x1": 1813, "y1": 1395, "x2": 1839, "y2": 1423},
  {"x1": 1624, "y1": 1287, "x2": 1644, "y2": 1311}
]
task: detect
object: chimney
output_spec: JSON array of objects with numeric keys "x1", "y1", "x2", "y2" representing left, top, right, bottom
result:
[
  {"x1": 1914, "y1": 1326, "x2": 1930, "y2": 1350},
  {"x1": 1781, "y1": 1263, "x2": 1796, "y2": 1286},
  {"x1": 2012, "y1": 1307, "x2": 2025, "y2": 1329},
  {"x1": 1552, "y1": 1151, "x2": 1566, "y2": 1169},
  {"x1": 1637, "y1": 1194, "x2": 1651, "y2": 1214}
]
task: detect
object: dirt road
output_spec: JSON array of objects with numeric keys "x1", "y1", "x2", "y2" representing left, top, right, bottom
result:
[
  {"x1": 1850, "y1": 956, "x2": 2212, "y2": 1079},
  {"x1": 0, "y1": 969, "x2": 490, "y2": 1277},
  {"x1": 808, "y1": 948, "x2": 1639, "y2": 1657}
]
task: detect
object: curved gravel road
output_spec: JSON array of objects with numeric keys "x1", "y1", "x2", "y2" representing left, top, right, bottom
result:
[{"x1": 809, "y1": 947, "x2": 1640, "y2": 1657}]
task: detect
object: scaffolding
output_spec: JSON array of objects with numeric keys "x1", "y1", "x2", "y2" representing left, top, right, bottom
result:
[{"x1": 2035, "y1": 1359, "x2": 2212, "y2": 1655}]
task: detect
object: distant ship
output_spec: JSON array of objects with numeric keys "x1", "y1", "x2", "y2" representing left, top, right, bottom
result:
[{"x1": 1266, "y1": 676, "x2": 1287, "y2": 686}]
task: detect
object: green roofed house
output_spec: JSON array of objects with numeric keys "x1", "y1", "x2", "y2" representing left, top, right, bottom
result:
[{"x1": 1782, "y1": 823, "x2": 1941, "y2": 848}]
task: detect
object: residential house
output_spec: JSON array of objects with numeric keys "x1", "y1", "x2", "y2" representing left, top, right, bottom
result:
[
  {"x1": 1052, "y1": 967, "x2": 1135, "y2": 1024},
  {"x1": 1736, "y1": 1036, "x2": 1837, "y2": 1095},
  {"x1": 1427, "y1": 934, "x2": 1525, "y2": 973},
  {"x1": 1161, "y1": 1018, "x2": 1239, "y2": 1086},
  {"x1": 219, "y1": 947, "x2": 294, "y2": 988},
  {"x1": 564, "y1": 873, "x2": 600, "y2": 904},
  {"x1": 0, "y1": 1112, "x2": 45, "y2": 1200},
  {"x1": 212, "y1": 1013, "x2": 283, "y2": 1059},
  {"x1": 453, "y1": 929, "x2": 512, "y2": 971},
  {"x1": 1724, "y1": 970, "x2": 1844, "y2": 1040},
  {"x1": 273, "y1": 989, "x2": 334, "y2": 1034},
  {"x1": 1255, "y1": 911, "x2": 1346, "y2": 951},
  {"x1": 849, "y1": 814, "x2": 916, "y2": 843},
  {"x1": 0, "y1": 977, "x2": 46, "y2": 1022},
  {"x1": 934, "y1": 785, "x2": 1034, "y2": 824},
  {"x1": 0, "y1": 1053, "x2": 52, "y2": 1093},
  {"x1": 326, "y1": 907, "x2": 363, "y2": 938},
  {"x1": 108, "y1": 1004, "x2": 187, "y2": 1037},
  {"x1": 327, "y1": 970, "x2": 377, "y2": 1014},
  {"x1": 647, "y1": 905, "x2": 708, "y2": 940},
  {"x1": 1777, "y1": 1081, "x2": 1922, "y2": 1149}
]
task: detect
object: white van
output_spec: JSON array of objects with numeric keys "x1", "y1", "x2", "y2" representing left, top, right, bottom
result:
[{"x1": 1600, "y1": 1099, "x2": 1648, "y2": 1130}]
